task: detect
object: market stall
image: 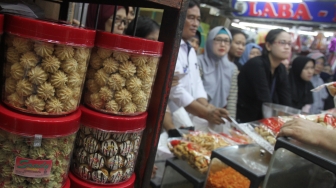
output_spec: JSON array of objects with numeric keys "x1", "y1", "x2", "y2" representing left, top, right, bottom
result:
[{"x1": 0, "y1": 0, "x2": 188, "y2": 187}]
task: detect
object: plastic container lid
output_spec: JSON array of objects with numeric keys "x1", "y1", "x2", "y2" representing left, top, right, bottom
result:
[
  {"x1": 0, "y1": 14, "x2": 4, "y2": 34},
  {"x1": 95, "y1": 30, "x2": 163, "y2": 56},
  {"x1": 69, "y1": 172, "x2": 135, "y2": 188},
  {"x1": 80, "y1": 105, "x2": 147, "y2": 132},
  {"x1": 63, "y1": 178, "x2": 71, "y2": 188},
  {"x1": 0, "y1": 104, "x2": 80, "y2": 137},
  {"x1": 5, "y1": 14, "x2": 96, "y2": 47}
]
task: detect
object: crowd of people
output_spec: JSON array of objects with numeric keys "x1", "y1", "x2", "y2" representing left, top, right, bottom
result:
[{"x1": 81, "y1": 2, "x2": 336, "y2": 155}]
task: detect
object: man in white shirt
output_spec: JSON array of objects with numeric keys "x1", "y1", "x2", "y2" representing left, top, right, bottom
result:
[{"x1": 167, "y1": 0, "x2": 229, "y2": 137}]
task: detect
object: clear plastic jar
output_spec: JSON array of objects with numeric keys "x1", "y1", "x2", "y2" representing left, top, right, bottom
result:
[
  {"x1": 71, "y1": 105, "x2": 147, "y2": 185},
  {"x1": 83, "y1": 31, "x2": 163, "y2": 115},
  {"x1": 2, "y1": 15, "x2": 96, "y2": 116},
  {"x1": 0, "y1": 104, "x2": 81, "y2": 188}
]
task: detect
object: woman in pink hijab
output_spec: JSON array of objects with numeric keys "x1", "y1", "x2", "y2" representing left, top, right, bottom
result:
[{"x1": 86, "y1": 4, "x2": 128, "y2": 34}]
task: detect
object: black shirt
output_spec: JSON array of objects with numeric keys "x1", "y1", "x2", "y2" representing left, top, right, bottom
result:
[{"x1": 236, "y1": 55, "x2": 291, "y2": 123}]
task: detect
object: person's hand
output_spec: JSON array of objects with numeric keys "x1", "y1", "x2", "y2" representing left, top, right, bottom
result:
[
  {"x1": 72, "y1": 19, "x2": 80, "y2": 26},
  {"x1": 278, "y1": 118, "x2": 322, "y2": 146},
  {"x1": 206, "y1": 104, "x2": 216, "y2": 110},
  {"x1": 172, "y1": 75, "x2": 179, "y2": 87},
  {"x1": 206, "y1": 108, "x2": 229, "y2": 125},
  {"x1": 151, "y1": 165, "x2": 158, "y2": 179}
]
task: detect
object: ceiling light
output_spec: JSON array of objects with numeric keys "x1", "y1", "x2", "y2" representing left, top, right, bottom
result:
[
  {"x1": 323, "y1": 32, "x2": 334, "y2": 37},
  {"x1": 297, "y1": 31, "x2": 317, "y2": 36},
  {"x1": 237, "y1": 0, "x2": 303, "y2": 2},
  {"x1": 231, "y1": 23, "x2": 256, "y2": 32},
  {"x1": 238, "y1": 22, "x2": 289, "y2": 31}
]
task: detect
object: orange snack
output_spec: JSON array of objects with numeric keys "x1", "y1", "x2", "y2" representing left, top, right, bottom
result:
[{"x1": 206, "y1": 167, "x2": 250, "y2": 188}]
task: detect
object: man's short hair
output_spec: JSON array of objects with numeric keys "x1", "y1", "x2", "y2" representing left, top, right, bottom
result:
[{"x1": 188, "y1": 0, "x2": 200, "y2": 9}]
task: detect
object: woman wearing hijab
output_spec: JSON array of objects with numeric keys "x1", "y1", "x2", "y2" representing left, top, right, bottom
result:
[
  {"x1": 289, "y1": 56, "x2": 315, "y2": 112},
  {"x1": 239, "y1": 43, "x2": 262, "y2": 66},
  {"x1": 86, "y1": 4, "x2": 128, "y2": 34},
  {"x1": 198, "y1": 26, "x2": 238, "y2": 118},
  {"x1": 307, "y1": 52, "x2": 330, "y2": 113}
]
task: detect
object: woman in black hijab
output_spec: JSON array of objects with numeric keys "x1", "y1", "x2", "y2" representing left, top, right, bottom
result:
[{"x1": 289, "y1": 56, "x2": 315, "y2": 112}]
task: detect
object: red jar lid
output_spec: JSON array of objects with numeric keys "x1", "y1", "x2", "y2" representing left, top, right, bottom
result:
[
  {"x1": 63, "y1": 178, "x2": 71, "y2": 188},
  {"x1": 0, "y1": 104, "x2": 80, "y2": 138},
  {"x1": 5, "y1": 15, "x2": 96, "y2": 47},
  {"x1": 69, "y1": 172, "x2": 135, "y2": 188},
  {"x1": 95, "y1": 30, "x2": 163, "y2": 56},
  {"x1": 0, "y1": 14, "x2": 4, "y2": 34},
  {"x1": 80, "y1": 105, "x2": 147, "y2": 132}
]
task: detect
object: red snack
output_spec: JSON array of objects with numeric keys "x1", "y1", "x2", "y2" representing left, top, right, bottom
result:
[
  {"x1": 170, "y1": 140, "x2": 180, "y2": 147},
  {"x1": 260, "y1": 117, "x2": 284, "y2": 134}
]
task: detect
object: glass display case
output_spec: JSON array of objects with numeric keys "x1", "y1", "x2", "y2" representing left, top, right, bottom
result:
[
  {"x1": 160, "y1": 158, "x2": 207, "y2": 188},
  {"x1": 263, "y1": 137, "x2": 336, "y2": 188},
  {"x1": 204, "y1": 144, "x2": 272, "y2": 188}
]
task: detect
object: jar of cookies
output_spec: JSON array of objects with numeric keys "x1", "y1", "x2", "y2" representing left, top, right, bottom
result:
[
  {"x1": 0, "y1": 103, "x2": 80, "y2": 188},
  {"x1": 71, "y1": 105, "x2": 147, "y2": 185},
  {"x1": 83, "y1": 31, "x2": 163, "y2": 115},
  {"x1": 2, "y1": 15, "x2": 96, "y2": 116}
]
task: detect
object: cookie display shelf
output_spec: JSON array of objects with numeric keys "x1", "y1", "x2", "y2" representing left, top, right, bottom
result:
[{"x1": 42, "y1": 0, "x2": 188, "y2": 187}]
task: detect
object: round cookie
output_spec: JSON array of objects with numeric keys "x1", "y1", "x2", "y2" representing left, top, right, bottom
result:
[
  {"x1": 83, "y1": 136, "x2": 99, "y2": 153},
  {"x1": 124, "y1": 152, "x2": 135, "y2": 168},
  {"x1": 119, "y1": 140, "x2": 134, "y2": 156},
  {"x1": 133, "y1": 136, "x2": 141, "y2": 152},
  {"x1": 122, "y1": 167, "x2": 133, "y2": 181},
  {"x1": 106, "y1": 155, "x2": 124, "y2": 170},
  {"x1": 109, "y1": 169, "x2": 123, "y2": 183},
  {"x1": 92, "y1": 129, "x2": 110, "y2": 141},
  {"x1": 75, "y1": 147, "x2": 88, "y2": 164},
  {"x1": 129, "y1": 132, "x2": 141, "y2": 140},
  {"x1": 78, "y1": 164, "x2": 92, "y2": 180},
  {"x1": 91, "y1": 168, "x2": 109, "y2": 184},
  {"x1": 100, "y1": 139, "x2": 118, "y2": 157},
  {"x1": 111, "y1": 133, "x2": 130, "y2": 142},
  {"x1": 88, "y1": 153, "x2": 105, "y2": 170}
]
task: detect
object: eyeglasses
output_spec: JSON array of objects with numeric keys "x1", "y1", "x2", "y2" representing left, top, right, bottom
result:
[
  {"x1": 186, "y1": 15, "x2": 201, "y2": 23},
  {"x1": 274, "y1": 40, "x2": 292, "y2": 47},
  {"x1": 109, "y1": 16, "x2": 129, "y2": 26},
  {"x1": 213, "y1": 38, "x2": 231, "y2": 45}
]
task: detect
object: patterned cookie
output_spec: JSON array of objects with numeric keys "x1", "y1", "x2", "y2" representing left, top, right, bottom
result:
[
  {"x1": 111, "y1": 133, "x2": 130, "y2": 142},
  {"x1": 92, "y1": 129, "x2": 110, "y2": 141},
  {"x1": 83, "y1": 136, "x2": 99, "y2": 153},
  {"x1": 119, "y1": 140, "x2": 134, "y2": 156},
  {"x1": 92, "y1": 168, "x2": 109, "y2": 184},
  {"x1": 106, "y1": 155, "x2": 124, "y2": 170},
  {"x1": 100, "y1": 139, "x2": 118, "y2": 157},
  {"x1": 109, "y1": 169, "x2": 123, "y2": 183},
  {"x1": 88, "y1": 153, "x2": 105, "y2": 170}
]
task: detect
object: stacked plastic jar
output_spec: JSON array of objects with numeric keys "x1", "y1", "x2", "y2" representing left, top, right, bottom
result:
[
  {"x1": 2, "y1": 15, "x2": 96, "y2": 116},
  {"x1": 83, "y1": 31, "x2": 163, "y2": 115},
  {"x1": 70, "y1": 105, "x2": 146, "y2": 186},
  {"x1": 0, "y1": 104, "x2": 80, "y2": 188},
  {"x1": 0, "y1": 14, "x2": 96, "y2": 188}
]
